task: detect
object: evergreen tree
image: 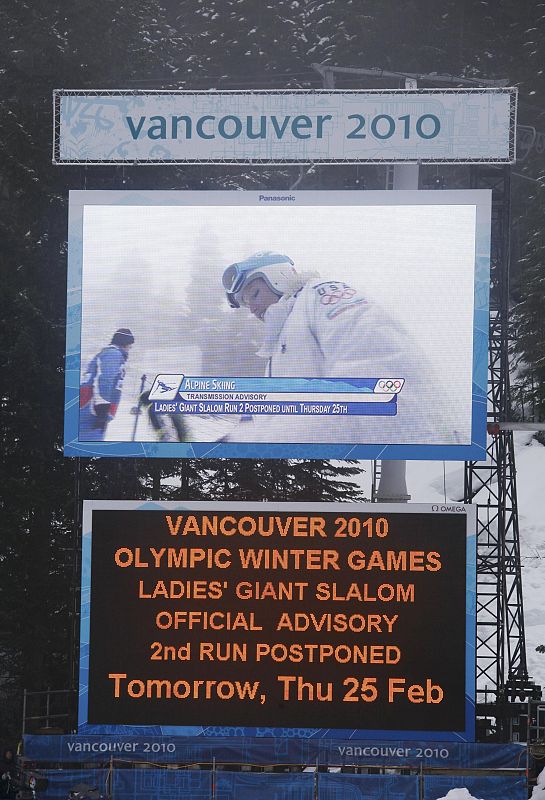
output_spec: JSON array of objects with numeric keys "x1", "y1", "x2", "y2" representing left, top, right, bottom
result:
[
  {"x1": 202, "y1": 459, "x2": 366, "y2": 502},
  {"x1": 287, "y1": 461, "x2": 367, "y2": 502},
  {"x1": 503, "y1": 4, "x2": 545, "y2": 434},
  {"x1": 511, "y1": 179, "x2": 545, "y2": 435}
]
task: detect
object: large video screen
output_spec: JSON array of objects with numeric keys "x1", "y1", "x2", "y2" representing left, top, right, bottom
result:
[
  {"x1": 64, "y1": 190, "x2": 491, "y2": 459},
  {"x1": 79, "y1": 500, "x2": 476, "y2": 741}
]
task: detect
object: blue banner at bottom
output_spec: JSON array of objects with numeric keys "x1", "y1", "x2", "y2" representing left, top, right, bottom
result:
[
  {"x1": 114, "y1": 768, "x2": 212, "y2": 799},
  {"x1": 216, "y1": 772, "x2": 314, "y2": 800},
  {"x1": 39, "y1": 770, "x2": 420, "y2": 800},
  {"x1": 24, "y1": 735, "x2": 526, "y2": 770},
  {"x1": 319, "y1": 773, "x2": 418, "y2": 799},
  {"x1": 34, "y1": 769, "x2": 526, "y2": 800}
]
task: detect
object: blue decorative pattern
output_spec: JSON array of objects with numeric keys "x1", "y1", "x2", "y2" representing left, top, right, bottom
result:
[
  {"x1": 24, "y1": 737, "x2": 526, "y2": 770},
  {"x1": 318, "y1": 773, "x2": 418, "y2": 800}
]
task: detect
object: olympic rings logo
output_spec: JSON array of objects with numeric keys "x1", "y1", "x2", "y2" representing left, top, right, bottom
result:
[
  {"x1": 320, "y1": 288, "x2": 357, "y2": 305},
  {"x1": 378, "y1": 379, "x2": 403, "y2": 393}
]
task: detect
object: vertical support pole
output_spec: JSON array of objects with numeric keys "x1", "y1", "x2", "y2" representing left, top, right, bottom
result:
[
  {"x1": 526, "y1": 700, "x2": 531, "y2": 780},
  {"x1": 46, "y1": 688, "x2": 51, "y2": 729},
  {"x1": 68, "y1": 457, "x2": 82, "y2": 732},
  {"x1": 22, "y1": 688, "x2": 27, "y2": 736},
  {"x1": 371, "y1": 460, "x2": 381, "y2": 502},
  {"x1": 377, "y1": 460, "x2": 410, "y2": 503},
  {"x1": 376, "y1": 77, "x2": 418, "y2": 504},
  {"x1": 322, "y1": 67, "x2": 335, "y2": 89},
  {"x1": 109, "y1": 754, "x2": 114, "y2": 799},
  {"x1": 212, "y1": 756, "x2": 216, "y2": 800},
  {"x1": 131, "y1": 374, "x2": 147, "y2": 441}
]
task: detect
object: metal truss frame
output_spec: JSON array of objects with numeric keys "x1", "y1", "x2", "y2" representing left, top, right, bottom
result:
[{"x1": 465, "y1": 165, "x2": 540, "y2": 739}]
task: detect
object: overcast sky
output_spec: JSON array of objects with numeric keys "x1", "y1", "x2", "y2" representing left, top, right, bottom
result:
[{"x1": 82, "y1": 201, "x2": 477, "y2": 313}]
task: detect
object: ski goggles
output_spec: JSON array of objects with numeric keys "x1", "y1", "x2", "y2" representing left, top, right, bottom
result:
[
  {"x1": 222, "y1": 254, "x2": 295, "y2": 308},
  {"x1": 222, "y1": 262, "x2": 270, "y2": 308},
  {"x1": 222, "y1": 262, "x2": 248, "y2": 297},
  {"x1": 222, "y1": 263, "x2": 248, "y2": 308}
]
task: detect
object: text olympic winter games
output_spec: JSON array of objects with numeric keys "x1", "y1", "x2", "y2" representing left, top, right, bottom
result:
[{"x1": 83, "y1": 504, "x2": 474, "y2": 737}]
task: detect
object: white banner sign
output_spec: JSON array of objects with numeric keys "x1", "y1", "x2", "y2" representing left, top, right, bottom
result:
[{"x1": 54, "y1": 89, "x2": 516, "y2": 164}]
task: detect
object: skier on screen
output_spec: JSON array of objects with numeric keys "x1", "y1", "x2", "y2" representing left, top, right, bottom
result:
[
  {"x1": 221, "y1": 251, "x2": 454, "y2": 445},
  {"x1": 79, "y1": 328, "x2": 135, "y2": 441}
]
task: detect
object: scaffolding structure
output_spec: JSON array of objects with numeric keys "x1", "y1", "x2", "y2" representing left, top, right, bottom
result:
[{"x1": 465, "y1": 165, "x2": 541, "y2": 740}]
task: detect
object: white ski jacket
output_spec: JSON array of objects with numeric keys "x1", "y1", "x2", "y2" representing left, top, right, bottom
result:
[{"x1": 231, "y1": 278, "x2": 464, "y2": 446}]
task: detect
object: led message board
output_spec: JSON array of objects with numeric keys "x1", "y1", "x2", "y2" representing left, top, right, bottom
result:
[
  {"x1": 64, "y1": 190, "x2": 490, "y2": 460},
  {"x1": 79, "y1": 501, "x2": 476, "y2": 741}
]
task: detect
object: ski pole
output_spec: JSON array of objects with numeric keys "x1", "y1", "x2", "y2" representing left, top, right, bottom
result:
[{"x1": 131, "y1": 374, "x2": 147, "y2": 441}]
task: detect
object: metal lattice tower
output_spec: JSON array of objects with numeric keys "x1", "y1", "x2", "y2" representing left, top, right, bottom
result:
[{"x1": 465, "y1": 165, "x2": 540, "y2": 739}]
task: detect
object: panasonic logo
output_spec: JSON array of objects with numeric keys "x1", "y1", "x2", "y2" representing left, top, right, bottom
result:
[{"x1": 258, "y1": 195, "x2": 296, "y2": 202}]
